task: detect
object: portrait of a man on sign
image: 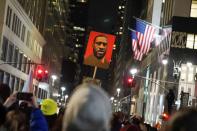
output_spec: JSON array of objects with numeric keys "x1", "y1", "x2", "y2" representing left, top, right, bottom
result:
[{"x1": 84, "y1": 31, "x2": 116, "y2": 69}]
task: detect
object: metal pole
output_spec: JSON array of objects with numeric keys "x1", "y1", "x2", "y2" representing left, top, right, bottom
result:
[
  {"x1": 93, "y1": 66, "x2": 97, "y2": 79},
  {"x1": 0, "y1": 62, "x2": 44, "y2": 65}
]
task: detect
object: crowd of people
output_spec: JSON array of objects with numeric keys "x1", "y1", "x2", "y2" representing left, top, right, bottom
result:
[{"x1": 0, "y1": 83, "x2": 197, "y2": 131}]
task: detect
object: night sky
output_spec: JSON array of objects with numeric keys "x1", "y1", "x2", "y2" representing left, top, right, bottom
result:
[
  {"x1": 88, "y1": 0, "x2": 118, "y2": 34},
  {"x1": 83, "y1": 0, "x2": 119, "y2": 91}
]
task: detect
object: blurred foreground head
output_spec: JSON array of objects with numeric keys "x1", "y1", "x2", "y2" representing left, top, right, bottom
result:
[
  {"x1": 168, "y1": 108, "x2": 197, "y2": 131},
  {"x1": 62, "y1": 83, "x2": 112, "y2": 131}
]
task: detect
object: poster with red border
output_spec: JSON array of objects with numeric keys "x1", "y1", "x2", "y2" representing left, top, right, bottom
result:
[{"x1": 84, "y1": 31, "x2": 116, "y2": 69}]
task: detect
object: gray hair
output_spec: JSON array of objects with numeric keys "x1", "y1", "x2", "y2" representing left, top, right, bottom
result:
[{"x1": 62, "y1": 84, "x2": 112, "y2": 131}]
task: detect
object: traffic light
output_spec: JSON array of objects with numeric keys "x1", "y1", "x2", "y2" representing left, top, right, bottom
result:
[
  {"x1": 127, "y1": 77, "x2": 134, "y2": 84},
  {"x1": 160, "y1": 113, "x2": 170, "y2": 121},
  {"x1": 43, "y1": 69, "x2": 49, "y2": 81},
  {"x1": 35, "y1": 65, "x2": 44, "y2": 81},
  {"x1": 35, "y1": 65, "x2": 49, "y2": 81},
  {"x1": 124, "y1": 75, "x2": 136, "y2": 88}
]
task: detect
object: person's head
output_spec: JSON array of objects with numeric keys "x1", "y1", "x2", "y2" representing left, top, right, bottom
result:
[
  {"x1": 168, "y1": 108, "x2": 197, "y2": 131},
  {"x1": 41, "y1": 98, "x2": 58, "y2": 129},
  {"x1": 4, "y1": 110, "x2": 28, "y2": 131},
  {"x1": 0, "y1": 83, "x2": 11, "y2": 104},
  {"x1": 93, "y1": 35, "x2": 108, "y2": 59},
  {"x1": 41, "y1": 98, "x2": 58, "y2": 116},
  {"x1": 62, "y1": 83, "x2": 112, "y2": 131}
]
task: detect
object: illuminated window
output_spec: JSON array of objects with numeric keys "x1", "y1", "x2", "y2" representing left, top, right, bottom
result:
[
  {"x1": 186, "y1": 34, "x2": 197, "y2": 49},
  {"x1": 186, "y1": 34, "x2": 194, "y2": 49},
  {"x1": 181, "y1": 73, "x2": 186, "y2": 81},
  {"x1": 188, "y1": 73, "x2": 193, "y2": 82},
  {"x1": 195, "y1": 36, "x2": 197, "y2": 49},
  {"x1": 181, "y1": 65, "x2": 187, "y2": 71},
  {"x1": 191, "y1": 0, "x2": 197, "y2": 17},
  {"x1": 189, "y1": 67, "x2": 194, "y2": 72}
]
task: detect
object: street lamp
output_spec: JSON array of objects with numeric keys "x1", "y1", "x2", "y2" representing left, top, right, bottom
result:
[
  {"x1": 117, "y1": 88, "x2": 121, "y2": 97},
  {"x1": 51, "y1": 75, "x2": 58, "y2": 86},
  {"x1": 65, "y1": 94, "x2": 69, "y2": 103},
  {"x1": 61, "y1": 86, "x2": 66, "y2": 92},
  {"x1": 162, "y1": 59, "x2": 168, "y2": 65},
  {"x1": 187, "y1": 62, "x2": 192, "y2": 67},
  {"x1": 130, "y1": 68, "x2": 138, "y2": 75},
  {"x1": 162, "y1": 54, "x2": 168, "y2": 65},
  {"x1": 52, "y1": 93, "x2": 61, "y2": 97},
  {"x1": 110, "y1": 97, "x2": 114, "y2": 103}
]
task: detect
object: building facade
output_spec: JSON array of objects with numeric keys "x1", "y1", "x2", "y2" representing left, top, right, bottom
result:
[
  {"x1": 134, "y1": 0, "x2": 197, "y2": 126},
  {"x1": 0, "y1": 0, "x2": 48, "y2": 100}
]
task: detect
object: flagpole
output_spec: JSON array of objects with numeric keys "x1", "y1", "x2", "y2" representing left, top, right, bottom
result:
[
  {"x1": 133, "y1": 16, "x2": 162, "y2": 29},
  {"x1": 93, "y1": 66, "x2": 97, "y2": 79},
  {"x1": 128, "y1": 27, "x2": 137, "y2": 32},
  {"x1": 162, "y1": 25, "x2": 172, "y2": 28}
]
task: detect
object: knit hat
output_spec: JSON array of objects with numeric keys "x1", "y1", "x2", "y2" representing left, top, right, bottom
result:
[
  {"x1": 41, "y1": 99, "x2": 57, "y2": 116},
  {"x1": 62, "y1": 83, "x2": 112, "y2": 131}
]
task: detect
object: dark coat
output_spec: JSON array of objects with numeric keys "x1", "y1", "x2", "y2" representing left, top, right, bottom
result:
[{"x1": 30, "y1": 108, "x2": 48, "y2": 131}]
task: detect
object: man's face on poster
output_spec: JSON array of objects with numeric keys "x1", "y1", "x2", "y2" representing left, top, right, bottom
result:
[{"x1": 93, "y1": 36, "x2": 108, "y2": 59}]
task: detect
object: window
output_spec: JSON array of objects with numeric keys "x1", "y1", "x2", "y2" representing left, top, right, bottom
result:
[
  {"x1": 15, "y1": 17, "x2": 18, "y2": 34},
  {"x1": 26, "y1": 59, "x2": 31, "y2": 74},
  {"x1": 21, "y1": 55, "x2": 25, "y2": 72},
  {"x1": 17, "y1": 52, "x2": 23, "y2": 70},
  {"x1": 26, "y1": 31, "x2": 30, "y2": 47},
  {"x1": 23, "y1": 56, "x2": 27, "y2": 73},
  {"x1": 9, "y1": 75, "x2": 15, "y2": 92},
  {"x1": 17, "y1": 20, "x2": 22, "y2": 37},
  {"x1": 3, "y1": 73, "x2": 10, "y2": 85},
  {"x1": 6, "y1": 6, "x2": 12, "y2": 28},
  {"x1": 13, "y1": 48, "x2": 19, "y2": 67},
  {"x1": 21, "y1": 25, "x2": 26, "y2": 42},
  {"x1": 191, "y1": 0, "x2": 197, "y2": 17},
  {"x1": 7, "y1": 43, "x2": 14, "y2": 63},
  {"x1": 181, "y1": 73, "x2": 186, "y2": 81},
  {"x1": 186, "y1": 34, "x2": 197, "y2": 49},
  {"x1": 15, "y1": 78, "x2": 20, "y2": 91},
  {"x1": 1, "y1": 37, "x2": 8, "y2": 61},
  {"x1": 186, "y1": 34, "x2": 194, "y2": 49},
  {"x1": 12, "y1": 14, "x2": 16, "y2": 31},
  {"x1": 38, "y1": 88, "x2": 41, "y2": 98},
  {"x1": 188, "y1": 73, "x2": 193, "y2": 82}
]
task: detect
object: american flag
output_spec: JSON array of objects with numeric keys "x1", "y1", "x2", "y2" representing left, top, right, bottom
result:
[
  {"x1": 135, "y1": 19, "x2": 156, "y2": 54},
  {"x1": 131, "y1": 30, "x2": 143, "y2": 61},
  {"x1": 156, "y1": 27, "x2": 172, "y2": 56},
  {"x1": 22, "y1": 66, "x2": 34, "y2": 93}
]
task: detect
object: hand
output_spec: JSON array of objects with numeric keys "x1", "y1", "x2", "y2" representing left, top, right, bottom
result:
[
  {"x1": 3, "y1": 92, "x2": 17, "y2": 108},
  {"x1": 25, "y1": 95, "x2": 38, "y2": 108}
]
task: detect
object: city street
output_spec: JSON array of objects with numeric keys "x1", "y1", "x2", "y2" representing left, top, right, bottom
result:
[{"x1": 0, "y1": 0, "x2": 197, "y2": 131}]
